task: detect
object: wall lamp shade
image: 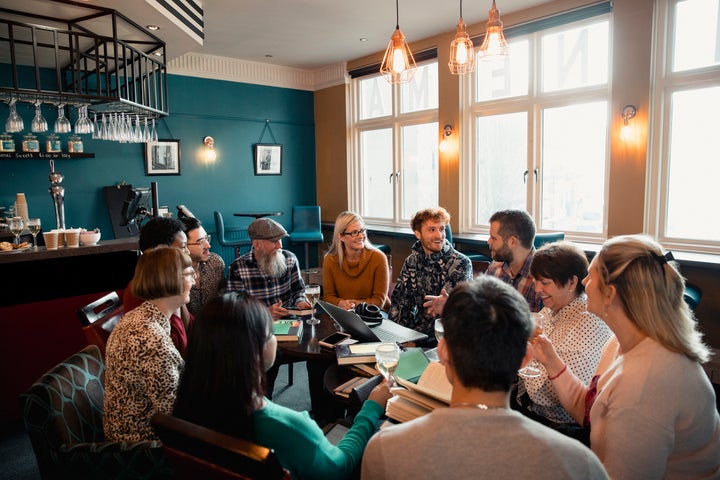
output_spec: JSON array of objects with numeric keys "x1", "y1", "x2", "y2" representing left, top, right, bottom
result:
[
  {"x1": 380, "y1": 0, "x2": 417, "y2": 84},
  {"x1": 620, "y1": 105, "x2": 637, "y2": 142},
  {"x1": 478, "y1": 0, "x2": 509, "y2": 61},
  {"x1": 203, "y1": 136, "x2": 216, "y2": 161}
]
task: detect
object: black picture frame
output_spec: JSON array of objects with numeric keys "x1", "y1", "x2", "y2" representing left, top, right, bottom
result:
[
  {"x1": 145, "y1": 139, "x2": 181, "y2": 175},
  {"x1": 253, "y1": 143, "x2": 282, "y2": 176}
]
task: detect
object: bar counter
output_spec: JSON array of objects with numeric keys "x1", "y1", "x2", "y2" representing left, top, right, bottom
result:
[{"x1": 0, "y1": 237, "x2": 139, "y2": 306}]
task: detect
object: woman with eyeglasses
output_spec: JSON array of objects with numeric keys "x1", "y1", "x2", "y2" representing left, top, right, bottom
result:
[
  {"x1": 180, "y1": 216, "x2": 226, "y2": 316},
  {"x1": 323, "y1": 211, "x2": 389, "y2": 310},
  {"x1": 104, "y1": 246, "x2": 195, "y2": 442}
]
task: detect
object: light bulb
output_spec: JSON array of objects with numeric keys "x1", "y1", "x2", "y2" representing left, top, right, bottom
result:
[
  {"x1": 455, "y1": 43, "x2": 468, "y2": 65},
  {"x1": 392, "y1": 47, "x2": 406, "y2": 73}
]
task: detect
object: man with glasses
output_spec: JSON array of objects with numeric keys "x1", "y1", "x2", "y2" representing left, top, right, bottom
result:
[
  {"x1": 485, "y1": 210, "x2": 543, "y2": 312},
  {"x1": 389, "y1": 207, "x2": 472, "y2": 344},
  {"x1": 180, "y1": 216, "x2": 226, "y2": 316}
]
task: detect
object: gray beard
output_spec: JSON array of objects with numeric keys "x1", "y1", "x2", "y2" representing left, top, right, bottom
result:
[{"x1": 257, "y1": 250, "x2": 288, "y2": 278}]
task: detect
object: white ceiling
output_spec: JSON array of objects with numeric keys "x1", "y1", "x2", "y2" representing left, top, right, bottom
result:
[{"x1": 0, "y1": 0, "x2": 547, "y2": 70}]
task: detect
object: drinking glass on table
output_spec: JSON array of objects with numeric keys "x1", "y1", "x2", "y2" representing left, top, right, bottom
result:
[
  {"x1": 8, "y1": 217, "x2": 24, "y2": 245},
  {"x1": 304, "y1": 284, "x2": 321, "y2": 325},
  {"x1": 518, "y1": 312, "x2": 545, "y2": 378},
  {"x1": 376, "y1": 342, "x2": 401, "y2": 384},
  {"x1": 26, "y1": 218, "x2": 41, "y2": 249}
]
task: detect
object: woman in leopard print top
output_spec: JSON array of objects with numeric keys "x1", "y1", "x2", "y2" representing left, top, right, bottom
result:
[{"x1": 104, "y1": 246, "x2": 194, "y2": 442}]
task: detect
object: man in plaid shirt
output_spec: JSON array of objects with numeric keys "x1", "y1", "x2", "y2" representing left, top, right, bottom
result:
[
  {"x1": 226, "y1": 217, "x2": 310, "y2": 318},
  {"x1": 485, "y1": 210, "x2": 544, "y2": 313}
]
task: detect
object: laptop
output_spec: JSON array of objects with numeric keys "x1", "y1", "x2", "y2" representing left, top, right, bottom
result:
[{"x1": 317, "y1": 300, "x2": 427, "y2": 344}]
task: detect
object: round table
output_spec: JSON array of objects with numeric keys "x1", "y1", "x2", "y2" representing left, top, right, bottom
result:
[{"x1": 277, "y1": 309, "x2": 337, "y2": 361}]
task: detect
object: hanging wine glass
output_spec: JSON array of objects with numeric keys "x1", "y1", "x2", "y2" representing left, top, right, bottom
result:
[
  {"x1": 99, "y1": 114, "x2": 109, "y2": 140},
  {"x1": 74, "y1": 105, "x2": 93, "y2": 134},
  {"x1": 91, "y1": 113, "x2": 100, "y2": 140},
  {"x1": 151, "y1": 118, "x2": 158, "y2": 142},
  {"x1": 133, "y1": 115, "x2": 143, "y2": 142},
  {"x1": 54, "y1": 104, "x2": 71, "y2": 133},
  {"x1": 142, "y1": 117, "x2": 151, "y2": 142},
  {"x1": 5, "y1": 98, "x2": 24, "y2": 133},
  {"x1": 31, "y1": 101, "x2": 48, "y2": 133}
]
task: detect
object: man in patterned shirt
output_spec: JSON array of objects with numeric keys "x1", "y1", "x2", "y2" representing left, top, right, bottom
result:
[
  {"x1": 485, "y1": 210, "x2": 543, "y2": 312},
  {"x1": 389, "y1": 207, "x2": 473, "y2": 344},
  {"x1": 226, "y1": 217, "x2": 311, "y2": 317}
]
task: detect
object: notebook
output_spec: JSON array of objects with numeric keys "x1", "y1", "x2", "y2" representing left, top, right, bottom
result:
[{"x1": 317, "y1": 300, "x2": 427, "y2": 344}]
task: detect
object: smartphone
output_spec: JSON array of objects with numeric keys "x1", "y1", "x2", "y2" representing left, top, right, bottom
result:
[{"x1": 319, "y1": 331, "x2": 351, "y2": 349}]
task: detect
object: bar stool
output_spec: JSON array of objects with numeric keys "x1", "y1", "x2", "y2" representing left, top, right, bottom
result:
[
  {"x1": 289, "y1": 206, "x2": 323, "y2": 273},
  {"x1": 214, "y1": 211, "x2": 251, "y2": 260}
]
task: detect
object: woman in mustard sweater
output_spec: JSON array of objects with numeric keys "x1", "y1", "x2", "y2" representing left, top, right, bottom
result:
[{"x1": 323, "y1": 211, "x2": 389, "y2": 310}]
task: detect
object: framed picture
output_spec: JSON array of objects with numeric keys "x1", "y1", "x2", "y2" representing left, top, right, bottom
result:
[
  {"x1": 145, "y1": 139, "x2": 181, "y2": 175},
  {"x1": 253, "y1": 143, "x2": 282, "y2": 176}
]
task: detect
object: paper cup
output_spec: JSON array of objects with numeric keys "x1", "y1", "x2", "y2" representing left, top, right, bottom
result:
[
  {"x1": 43, "y1": 231, "x2": 59, "y2": 250},
  {"x1": 51, "y1": 229, "x2": 66, "y2": 247},
  {"x1": 65, "y1": 229, "x2": 80, "y2": 248}
]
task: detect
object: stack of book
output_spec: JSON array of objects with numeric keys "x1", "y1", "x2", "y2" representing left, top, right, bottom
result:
[
  {"x1": 272, "y1": 319, "x2": 303, "y2": 342},
  {"x1": 385, "y1": 361, "x2": 452, "y2": 423}
]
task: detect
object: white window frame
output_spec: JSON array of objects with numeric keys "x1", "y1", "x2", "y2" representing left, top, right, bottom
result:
[
  {"x1": 646, "y1": 0, "x2": 720, "y2": 253},
  {"x1": 348, "y1": 60, "x2": 439, "y2": 227},
  {"x1": 460, "y1": 14, "x2": 612, "y2": 242}
]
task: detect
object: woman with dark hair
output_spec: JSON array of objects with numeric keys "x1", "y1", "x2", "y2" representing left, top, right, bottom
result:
[
  {"x1": 104, "y1": 246, "x2": 194, "y2": 441},
  {"x1": 517, "y1": 241, "x2": 611, "y2": 441},
  {"x1": 174, "y1": 292, "x2": 392, "y2": 479},
  {"x1": 532, "y1": 235, "x2": 719, "y2": 477}
]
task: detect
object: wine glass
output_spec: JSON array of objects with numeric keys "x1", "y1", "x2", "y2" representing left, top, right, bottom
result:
[
  {"x1": 54, "y1": 104, "x2": 71, "y2": 134},
  {"x1": 26, "y1": 218, "x2": 41, "y2": 249},
  {"x1": 31, "y1": 101, "x2": 48, "y2": 133},
  {"x1": 434, "y1": 318, "x2": 444, "y2": 341},
  {"x1": 375, "y1": 342, "x2": 401, "y2": 384},
  {"x1": 304, "y1": 284, "x2": 321, "y2": 325},
  {"x1": 518, "y1": 312, "x2": 545, "y2": 378},
  {"x1": 8, "y1": 217, "x2": 24, "y2": 245},
  {"x1": 5, "y1": 98, "x2": 24, "y2": 133}
]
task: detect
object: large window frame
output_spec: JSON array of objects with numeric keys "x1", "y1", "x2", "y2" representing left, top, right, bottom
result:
[
  {"x1": 647, "y1": 0, "x2": 720, "y2": 253},
  {"x1": 460, "y1": 14, "x2": 612, "y2": 242},
  {"x1": 349, "y1": 60, "x2": 439, "y2": 227}
]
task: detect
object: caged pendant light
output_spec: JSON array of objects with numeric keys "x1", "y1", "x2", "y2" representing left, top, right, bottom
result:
[
  {"x1": 449, "y1": 0, "x2": 475, "y2": 75},
  {"x1": 380, "y1": 0, "x2": 417, "y2": 84},
  {"x1": 478, "y1": 0, "x2": 509, "y2": 61}
]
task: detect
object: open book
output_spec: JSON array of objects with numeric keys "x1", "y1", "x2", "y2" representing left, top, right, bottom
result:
[{"x1": 386, "y1": 361, "x2": 452, "y2": 423}]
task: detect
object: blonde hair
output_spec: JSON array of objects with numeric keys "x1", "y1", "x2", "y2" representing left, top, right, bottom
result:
[
  {"x1": 325, "y1": 211, "x2": 374, "y2": 267},
  {"x1": 595, "y1": 235, "x2": 709, "y2": 363},
  {"x1": 132, "y1": 246, "x2": 192, "y2": 300}
]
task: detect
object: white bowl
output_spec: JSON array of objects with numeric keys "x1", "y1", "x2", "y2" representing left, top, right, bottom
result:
[{"x1": 80, "y1": 231, "x2": 101, "y2": 245}]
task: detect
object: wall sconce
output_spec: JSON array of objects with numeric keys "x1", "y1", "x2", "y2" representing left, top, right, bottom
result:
[
  {"x1": 439, "y1": 124, "x2": 453, "y2": 153},
  {"x1": 203, "y1": 136, "x2": 216, "y2": 162},
  {"x1": 620, "y1": 105, "x2": 637, "y2": 142}
]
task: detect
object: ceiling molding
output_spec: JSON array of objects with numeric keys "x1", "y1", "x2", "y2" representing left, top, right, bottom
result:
[{"x1": 167, "y1": 53, "x2": 347, "y2": 91}]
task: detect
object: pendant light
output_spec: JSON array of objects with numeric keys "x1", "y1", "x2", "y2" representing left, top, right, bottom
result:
[
  {"x1": 478, "y1": 0, "x2": 509, "y2": 61},
  {"x1": 449, "y1": 0, "x2": 475, "y2": 75},
  {"x1": 380, "y1": 0, "x2": 417, "y2": 84}
]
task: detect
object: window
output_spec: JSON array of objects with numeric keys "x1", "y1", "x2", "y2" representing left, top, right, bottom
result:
[
  {"x1": 351, "y1": 61, "x2": 439, "y2": 225},
  {"x1": 648, "y1": 0, "x2": 720, "y2": 251},
  {"x1": 464, "y1": 15, "x2": 611, "y2": 238}
]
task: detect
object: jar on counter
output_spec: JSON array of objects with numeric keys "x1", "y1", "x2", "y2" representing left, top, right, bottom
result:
[
  {"x1": 22, "y1": 133, "x2": 40, "y2": 152},
  {"x1": 68, "y1": 135, "x2": 83, "y2": 153},
  {"x1": 0, "y1": 133, "x2": 15, "y2": 152},
  {"x1": 46, "y1": 134, "x2": 62, "y2": 153}
]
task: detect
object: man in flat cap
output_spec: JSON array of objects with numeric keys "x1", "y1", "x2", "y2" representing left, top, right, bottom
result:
[{"x1": 226, "y1": 217, "x2": 311, "y2": 317}]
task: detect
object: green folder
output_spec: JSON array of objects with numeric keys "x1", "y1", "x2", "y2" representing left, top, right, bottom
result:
[{"x1": 395, "y1": 348, "x2": 430, "y2": 383}]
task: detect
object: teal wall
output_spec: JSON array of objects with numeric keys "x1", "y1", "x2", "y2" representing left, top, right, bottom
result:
[{"x1": 0, "y1": 74, "x2": 317, "y2": 265}]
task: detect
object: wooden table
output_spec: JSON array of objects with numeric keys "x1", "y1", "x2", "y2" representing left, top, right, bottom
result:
[
  {"x1": 233, "y1": 212, "x2": 283, "y2": 219},
  {"x1": 276, "y1": 306, "x2": 337, "y2": 361}
]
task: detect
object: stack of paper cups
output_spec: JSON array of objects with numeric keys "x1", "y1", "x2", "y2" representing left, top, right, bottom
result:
[{"x1": 16, "y1": 193, "x2": 28, "y2": 221}]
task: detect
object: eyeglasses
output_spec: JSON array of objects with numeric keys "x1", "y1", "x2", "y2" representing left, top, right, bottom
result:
[
  {"x1": 183, "y1": 269, "x2": 197, "y2": 279},
  {"x1": 187, "y1": 234, "x2": 211, "y2": 246},
  {"x1": 342, "y1": 228, "x2": 367, "y2": 238}
]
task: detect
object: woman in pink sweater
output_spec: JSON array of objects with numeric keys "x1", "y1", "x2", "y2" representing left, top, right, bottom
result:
[{"x1": 323, "y1": 211, "x2": 389, "y2": 310}]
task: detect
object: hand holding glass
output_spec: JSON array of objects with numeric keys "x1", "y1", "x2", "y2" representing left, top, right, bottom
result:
[
  {"x1": 518, "y1": 312, "x2": 545, "y2": 379},
  {"x1": 304, "y1": 284, "x2": 321, "y2": 325},
  {"x1": 376, "y1": 342, "x2": 401, "y2": 384}
]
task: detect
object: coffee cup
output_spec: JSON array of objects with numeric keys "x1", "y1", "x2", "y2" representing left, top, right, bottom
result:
[
  {"x1": 65, "y1": 229, "x2": 80, "y2": 248},
  {"x1": 43, "y1": 231, "x2": 59, "y2": 250}
]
